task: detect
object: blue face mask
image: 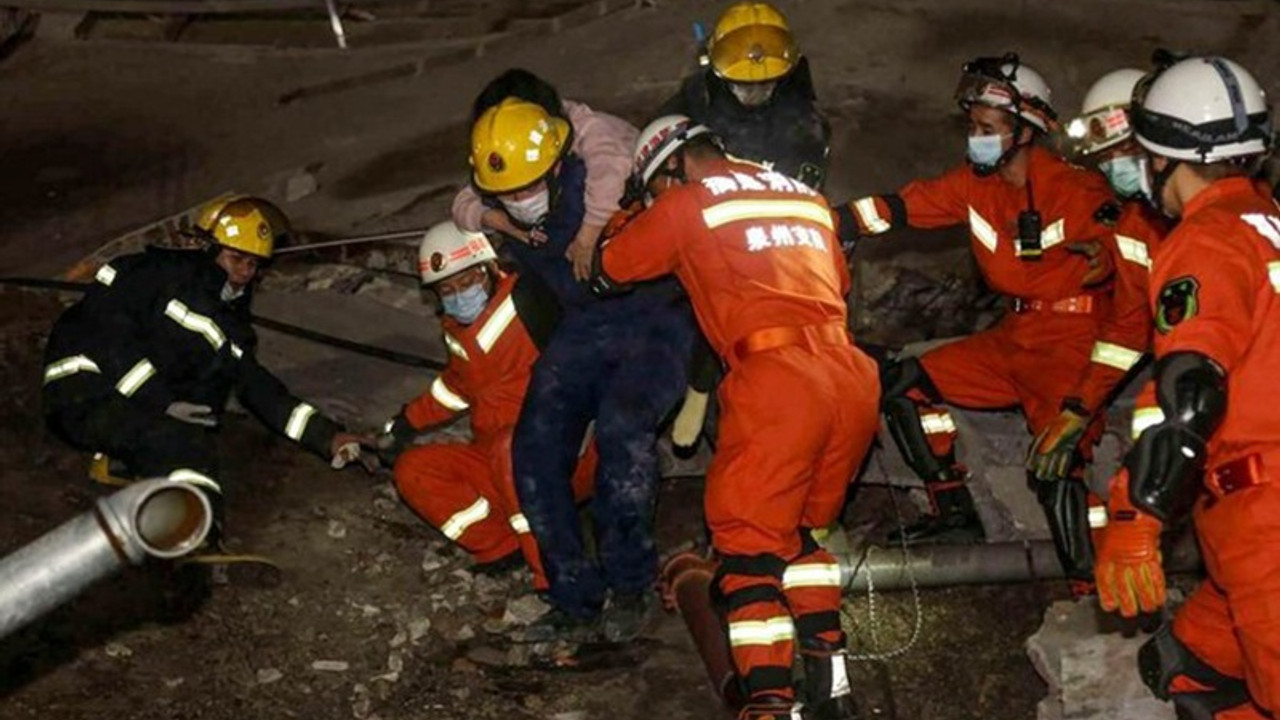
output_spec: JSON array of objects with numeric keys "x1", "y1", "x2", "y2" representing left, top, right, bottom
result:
[
  {"x1": 1099, "y1": 154, "x2": 1146, "y2": 199},
  {"x1": 441, "y1": 283, "x2": 489, "y2": 324},
  {"x1": 966, "y1": 132, "x2": 1009, "y2": 169}
]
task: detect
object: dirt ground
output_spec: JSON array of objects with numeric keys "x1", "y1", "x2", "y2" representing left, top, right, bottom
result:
[
  {"x1": 0, "y1": 286, "x2": 1060, "y2": 720},
  {"x1": 3, "y1": 1, "x2": 1274, "y2": 717}
]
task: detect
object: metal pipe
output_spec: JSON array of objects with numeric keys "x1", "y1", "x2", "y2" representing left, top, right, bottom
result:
[
  {"x1": 274, "y1": 228, "x2": 428, "y2": 255},
  {"x1": 838, "y1": 540, "x2": 1067, "y2": 592},
  {"x1": 0, "y1": 480, "x2": 211, "y2": 640},
  {"x1": 659, "y1": 552, "x2": 743, "y2": 714}
]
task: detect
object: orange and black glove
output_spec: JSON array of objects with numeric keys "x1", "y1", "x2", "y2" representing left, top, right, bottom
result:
[
  {"x1": 1094, "y1": 469, "x2": 1166, "y2": 618},
  {"x1": 1027, "y1": 402, "x2": 1090, "y2": 483}
]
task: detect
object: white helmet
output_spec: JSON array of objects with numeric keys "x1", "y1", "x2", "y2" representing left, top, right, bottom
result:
[
  {"x1": 417, "y1": 221, "x2": 497, "y2": 285},
  {"x1": 634, "y1": 115, "x2": 714, "y2": 186},
  {"x1": 1068, "y1": 68, "x2": 1147, "y2": 155},
  {"x1": 1133, "y1": 56, "x2": 1272, "y2": 163},
  {"x1": 956, "y1": 53, "x2": 1057, "y2": 132}
]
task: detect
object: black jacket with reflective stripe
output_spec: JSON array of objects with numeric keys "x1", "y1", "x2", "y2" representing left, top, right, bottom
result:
[
  {"x1": 659, "y1": 58, "x2": 831, "y2": 190},
  {"x1": 42, "y1": 248, "x2": 339, "y2": 457}
]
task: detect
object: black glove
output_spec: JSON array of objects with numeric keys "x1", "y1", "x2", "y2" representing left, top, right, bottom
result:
[
  {"x1": 375, "y1": 413, "x2": 417, "y2": 466},
  {"x1": 834, "y1": 202, "x2": 860, "y2": 257}
]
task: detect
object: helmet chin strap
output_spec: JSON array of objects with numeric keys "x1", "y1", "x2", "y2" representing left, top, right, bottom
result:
[{"x1": 1147, "y1": 158, "x2": 1180, "y2": 217}]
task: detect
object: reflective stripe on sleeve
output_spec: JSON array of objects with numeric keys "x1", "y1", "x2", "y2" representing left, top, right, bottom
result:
[
  {"x1": 167, "y1": 468, "x2": 222, "y2": 494},
  {"x1": 285, "y1": 402, "x2": 318, "y2": 441},
  {"x1": 1269, "y1": 260, "x2": 1280, "y2": 293},
  {"x1": 1090, "y1": 342, "x2": 1143, "y2": 371},
  {"x1": 440, "y1": 498, "x2": 491, "y2": 540},
  {"x1": 1088, "y1": 505, "x2": 1109, "y2": 529},
  {"x1": 781, "y1": 562, "x2": 843, "y2": 589},
  {"x1": 1116, "y1": 235, "x2": 1151, "y2": 269},
  {"x1": 164, "y1": 299, "x2": 227, "y2": 350},
  {"x1": 230, "y1": 343, "x2": 244, "y2": 360},
  {"x1": 43, "y1": 355, "x2": 102, "y2": 384},
  {"x1": 95, "y1": 264, "x2": 118, "y2": 286},
  {"x1": 702, "y1": 199, "x2": 835, "y2": 230},
  {"x1": 727, "y1": 616, "x2": 796, "y2": 648},
  {"x1": 852, "y1": 197, "x2": 890, "y2": 234},
  {"x1": 1131, "y1": 406, "x2": 1166, "y2": 439},
  {"x1": 509, "y1": 513, "x2": 530, "y2": 534},
  {"x1": 476, "y1": 296, "x2": 517, "y2": 353},
  {"x1": 115, "y1": 358, "x2": 157, "y2": 397},
  {"x1": 429, "y1": 377, "x2": 470, "y2": 412}
]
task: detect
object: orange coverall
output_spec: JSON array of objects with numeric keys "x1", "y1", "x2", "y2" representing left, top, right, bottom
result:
[
  {"x1": 394, "y1": 273, "x2": 594, "y2": 589},
  {"x1": 600, "y1": 159, "x2": 881, "y2": 703},
  {"x1": 851, "y1": 146, "x2": 1149, "y2": 442},
  {"x1": 1124, "y1": 178, "x2": 1280, "y2": 718}
]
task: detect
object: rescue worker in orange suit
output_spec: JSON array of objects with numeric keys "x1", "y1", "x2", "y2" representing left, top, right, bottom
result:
[
  {"x1": 594, "y1": 116, "x2": 880, "y2": 720},
  {"x1": 377, "y1": 222, "x2": 595, "y2": 590},
  {"x1": 1090, "y1": 56, "x2": 1280, "y2": 720},
  {"x1": 659, "y1": 1, "x2": 832, "y2": 456},
  {"x1": 1028, "y1": 68, "x2": 1171, "y2": 483},
  {"x1": 42, "y1": 196, "x2": 372, "y2": 570},
  {"x1": 834, "y1": 54, "x2": 1137, "y2": 592}
]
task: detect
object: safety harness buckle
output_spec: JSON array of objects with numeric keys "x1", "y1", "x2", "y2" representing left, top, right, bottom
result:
[
  {"x1": 1206, "y1": 453, "x2": 1269, "y2": 498},
  {"x1": 1010, "y1": 294, "x2": 1096, "y2": 315}
]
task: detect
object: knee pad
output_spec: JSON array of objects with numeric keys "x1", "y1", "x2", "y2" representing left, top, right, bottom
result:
[
  {"x1": 1139, "y1": 622, "x2": 1251, "y2": 718},
  {"x1": 880, "y1": 357, "x2": 955, "y2": 481},
  {"x1": 879, "y1": 356, "x2": 940, "y2": 402}
]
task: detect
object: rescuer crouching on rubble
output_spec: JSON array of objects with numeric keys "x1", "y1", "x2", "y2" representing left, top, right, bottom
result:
[
  {"x1": 835, "y1": 54, "x2": 1147, "y2": 599},
  {"x1": 41, "y1": 196, "x2": 373, "y2": 581},
  {"x1": 378, "y1": 221, "x2": 597, "y2": 594}
]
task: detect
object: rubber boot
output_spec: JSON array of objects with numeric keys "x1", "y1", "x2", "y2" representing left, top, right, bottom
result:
[
  {"x1": 802, "y1": 649, "x2": 860, "y2": 720},
  {"x1": 886, "y1": 479, "x2": 985, "y2": 546}
]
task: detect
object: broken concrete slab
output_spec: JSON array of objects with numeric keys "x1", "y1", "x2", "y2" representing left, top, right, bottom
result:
[
  {"x1": 251, "y1": 288, "x2": 442, "y2": 429},
  {"x1": 1027, "y1": 599, "x2": 1174, "y2": 720}
]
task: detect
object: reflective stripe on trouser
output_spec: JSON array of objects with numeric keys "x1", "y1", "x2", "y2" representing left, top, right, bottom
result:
[
  {"x1": 512, "y1": 300, "x2": 693, "y2": 617},
  {"x1": 392, "y1": 440, "x2": 520, "y2": 564},
  {"x1": 486, "y1": 427, "x2": 597, "y2": 591},
  {"x1": 707, "y1": 344, "x2": 880, "y2": 700}
]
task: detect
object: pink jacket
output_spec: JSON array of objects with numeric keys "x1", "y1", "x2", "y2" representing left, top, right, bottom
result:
[{"x1": 452, "y1": 100, "x2": 639, "y2": 231}]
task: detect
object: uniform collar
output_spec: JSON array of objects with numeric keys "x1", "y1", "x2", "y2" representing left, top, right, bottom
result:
[{"x1": 1182, "y1": 176, "x2": 1264, "y2": 219}]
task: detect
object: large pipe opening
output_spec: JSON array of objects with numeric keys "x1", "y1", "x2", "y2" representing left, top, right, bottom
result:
[{"x1": 133, "y1": 483, "x2": 211, "y2": 559}]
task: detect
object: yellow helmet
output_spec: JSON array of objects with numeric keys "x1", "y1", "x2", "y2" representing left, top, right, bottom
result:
[
  {"x1": 707, "y1": 2, "x2": 798, "y2": 83},
  {"x1": 195, "y1": 196, "x2": 289, "y2": 259},
  {"x1": 470, "y1": 98, "x2": 572, "y2": 194}
]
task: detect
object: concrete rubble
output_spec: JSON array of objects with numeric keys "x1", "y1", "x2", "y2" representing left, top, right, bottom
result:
[{"x1": 1028, "y1": 600, "x2": 1176, "y2": 720}]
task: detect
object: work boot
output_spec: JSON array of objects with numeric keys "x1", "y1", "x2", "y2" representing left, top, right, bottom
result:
[
  {"x1": 802, "y1": 650, "x2": 860, "y2": 720},
  {"x1": 514, "y1": 606, "x2": 600, "y2": 644},
  {"x1": 886, "y1": 481, "x2": 984, "y2": 546},
  {"x1": 738, "y1": 696, "x2": 804, "y2": 720},
  {"x1": 600, "y1": 591, "x2": 654, "y2": 643}
]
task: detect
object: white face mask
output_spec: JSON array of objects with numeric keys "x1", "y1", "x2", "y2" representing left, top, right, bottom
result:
[
  {"x1": 501, "y1": 189, "x2": 550, "y2": 226},
  {"x1": 730, "y1": 82, "x2": 777, "y2": 108}
]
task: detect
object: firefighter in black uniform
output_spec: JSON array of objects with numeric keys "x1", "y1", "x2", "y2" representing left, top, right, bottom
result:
[
  {"x1": 42, "y1": 196, "x2": 371, "y2": 563},
  {"x1": 659, "y1": 1, "x2": 830, "y2": 190},
  {"x1": 658, "y1": 1, "x2": 832, "y2": 455}
]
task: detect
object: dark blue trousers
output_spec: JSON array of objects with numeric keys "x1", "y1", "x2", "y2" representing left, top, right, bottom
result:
[{"x1": 512, "y1": 291, "x2": 694, "y2": 617}]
